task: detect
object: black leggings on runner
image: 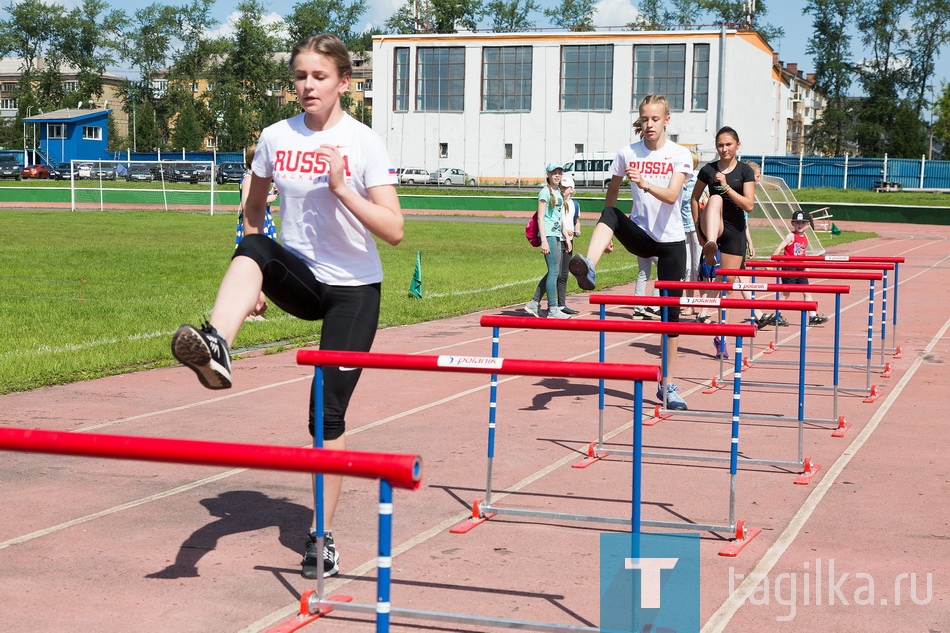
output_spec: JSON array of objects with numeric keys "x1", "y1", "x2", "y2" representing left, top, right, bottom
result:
[
  {"x1": 234, "y1": 234, "x2": 381, "y2": 441},
  {"x1": 597, "y1": 206, "x2": 687, "y2": 326}
]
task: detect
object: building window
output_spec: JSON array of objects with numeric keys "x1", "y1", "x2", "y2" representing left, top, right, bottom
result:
[
  {"x1": 62, "y1": 81, "x2": 78, "y2": 92},
  {"x1": 192, "y1": 81, "x2": 199, "y2": 92},
  {"x1": 48, "y1": 124, "x2": 65, "y2": 139},
  {"x1": 0, "y1": 98, "x2": 16, "y2": 110},
  {"x1": 1, "y1": 83, "x2": 16, "y2": 93},
  {"x1": 481, "y1": 46, "x2": 532, "y2": 112},
  {"x1": 561, "y1": 44, "x2": 613, "y2": 112},
  {"x1": 504, "y1": 143, "x2": 513, "y2": 159},
  {"x1": 439, "y1": 142, "x2": 448, "y2": 158},
  {"x1": 692, "y1": 44, "x2": 710, "y2": 111},
  {"x1": 574, "y1": 143, "x2": 584, "y2": 154},
  {"x1": 151, "y1": 79, "x2": 168, "y2": 97},
  {"x1": 633, "y1": 44, "x2": 686, "y2": 111},
  {"x1": 82, "y1": 126, "x2": 102, "y2": 141},
  {"x1": 205, "y1": 137, "x2": 215, "y2": 148},
  {"x1": 394, "y1": 47, "x2": 409, "y2": 112},
  {"x1": 416, "y1": 47, "x2": 465, "y2": 112}
]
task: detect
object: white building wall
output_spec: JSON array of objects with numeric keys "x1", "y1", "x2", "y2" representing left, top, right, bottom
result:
[{"x1": 374, "y1": 29, "x2": 788, "y2": 184}]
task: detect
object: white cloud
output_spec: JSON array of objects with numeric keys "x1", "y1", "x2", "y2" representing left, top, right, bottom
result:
[
  {"x1": 206, "y1": 10, "x2": 288, "y2": 41},
  {"x1": 593, "y1": 0, "x2": 641, "y2": 27}
]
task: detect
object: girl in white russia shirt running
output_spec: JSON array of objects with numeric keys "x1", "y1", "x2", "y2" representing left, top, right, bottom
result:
[{"x1": 569, "y1": 94, "x2": 693, "y2": 410}]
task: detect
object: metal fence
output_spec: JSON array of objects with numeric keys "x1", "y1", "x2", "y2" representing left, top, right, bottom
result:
[{"x1": 748, "y1": 154, "x2": 950, "y2": 191}]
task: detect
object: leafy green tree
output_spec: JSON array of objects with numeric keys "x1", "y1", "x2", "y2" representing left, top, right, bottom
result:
[
  {"x1": 485, "y1": 0, "x2": 540, "y2": 32},
  {"x1": 903, "y1": 0, "x2": 950, "y2": 117},
  {"x1": 54, "y1": 0, "x2": 126, "y2": 101},
  {"x1": 285, "y1": 0, "x2": 369, "y2": 51},
  {"x1": 545, "y1": 0, "x2": 595, "y2": 31},
  {"x1": 0, "y1": 0, "x2": 59, "y2": 76},
  {"x1": 385, "y1": 2, "x2": 431, "y2": 34},
  {"x1": 628, "y1": 0, "x2": 664, "y2": 30},
  {"x1": 698, "y1": 0, "x2": 784, "y2": 42},
  {"x1": 804, "y1": 0, "x2": 860, "y2": 155},
  {"x1": 134, "y1": 99, "x2": 161, "y2": 152},
  {"x1": 932, "y1": 82, "x2": 950, "y2": 158},
  {"x1": 121, "y1": 3, "x2": 179, "y2": 99},
  {"x1": 432, "y1": 0, "x2": 484, "y2": 32},
  {"x1": 169, "y1": 88, "x2": 206, "y2": 151}
]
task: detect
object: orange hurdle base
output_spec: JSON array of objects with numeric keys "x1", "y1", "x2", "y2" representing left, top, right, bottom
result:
[
  {"x1": 649, "y1": 405, "x2": 672, "y2": 424},
  {"x1": 831, "y1": 416, "x2": 852, "y2": 438},
  {"x1": 893, "y1": 345, "x2": 903, "y2": 359},
  {"x1": 572, "y1": 442, "x2": 609, "y2": 468},
  {"x1": 450, "y1": 499, "x2": 497, "y2": 534},
  {"x1": 267, "y1": 591, "x2": 353, "y2": 633},
  {"x1": 793, "y1": 457, "x2": 823, "y2": 485},
  {"x1": 718, "y1": 520, "x2": 763, "y2": 557},
  {"x1": 702, "y1": 377, "x2": 724, "y2": 394},
  {"x1": 863, "y1": 384, "x2": 883, "y2": 403}
]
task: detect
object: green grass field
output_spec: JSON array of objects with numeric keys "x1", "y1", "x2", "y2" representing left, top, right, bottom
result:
[{"x1": 0, "y1": 210, "x2": 874, "y2": 394}]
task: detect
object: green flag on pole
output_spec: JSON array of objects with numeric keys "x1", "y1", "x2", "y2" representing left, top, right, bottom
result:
[
  {"x1": 409, "y1": 250, "x2": 423, "y2": 298},
  {"x1": 831, "y1": 223, "x2": 841, "y2": 236}
]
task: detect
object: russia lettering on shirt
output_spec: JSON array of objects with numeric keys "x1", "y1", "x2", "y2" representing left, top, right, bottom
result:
[
  {"x1": 626, "y1": 160, "x2": 675, "y2": 176},
  {"x1": 273, "y1": 149, "x2": 352, "y2": 177}
]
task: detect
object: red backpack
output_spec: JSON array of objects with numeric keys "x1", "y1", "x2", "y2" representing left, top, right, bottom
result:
[{"x1": 525, "y1": 213, "x2": 541, "y2": 247}]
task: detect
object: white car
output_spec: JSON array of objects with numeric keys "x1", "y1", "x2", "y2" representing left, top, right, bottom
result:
[
  {"x1": 428, "y1": 168, "x2": 476, "y2": 186},
  {"x1": 76, "y1": 163, "x2": 93, "y2": 179},
  {"x1": 399, "y1": 168, "x2": 429, "y2": 185}
]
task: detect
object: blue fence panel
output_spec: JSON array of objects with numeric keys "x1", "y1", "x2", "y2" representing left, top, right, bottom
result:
[{"x1": 749, "y1": 154, "x2": 950, "y2": 190}]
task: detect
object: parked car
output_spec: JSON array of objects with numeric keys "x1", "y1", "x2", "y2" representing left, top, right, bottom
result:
[
  {"x1": 125, "y1": 163, "x2": 154, "y2": 182},
  {"x1": 0, "y1": 154, "x2": 22, "y2": 180},
  {"x1": 76, "y1": 163, "x2": 93, "y2": 179},
  {"x1": 428, "y1": 168, "x2": 476, "y2": 186},
  {"x1": 399, "y1": 167, "x2": 429, "y2": 185},
  {"x1": 194, "y1": 164, "x2": 213, "y2": 182},
  {"x1": 89, "y1": 163, "x2": 117, "y2": 180},
  {"x1": 215, "y1": 161, "x2": 245, "y2": 184},
  {"x1": 169, "y1": 163, "x2": 200, "y2": 183},
  {"x1": 49, "y1": 162, "x2": 74, "y2": 180},
  {"x1": 21, "y1": 164, "x2": 50, "y2": 179}
]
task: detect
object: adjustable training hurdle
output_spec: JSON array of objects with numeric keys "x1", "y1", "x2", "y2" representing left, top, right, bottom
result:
[
  {"x1": 298, "y1": 349, "x2": 659, "y2": 632},
  {"x1": 744, "y1": 259, "x2": 895, "y2": 369},
  {"x1": 475, "y1": 315, "x2": 761, "y2": 553},
  {"x1": 589, "y1": 294, "x2": 827, "y2": 483},
  {"x1": 773, "y1": 254, "x2": 906, "y2": 357},
  {"x1": 717, "y1": 267, "x2": 887, "y2": 400},
  {"x1": 0, "y1": 427, "x2": 422, "y2": 633},
  {"x1": 655, "y1": 280, "x2": 852, "y2": 427}
]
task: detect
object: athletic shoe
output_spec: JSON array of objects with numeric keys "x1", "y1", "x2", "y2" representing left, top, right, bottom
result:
[
  {"x1": 559, "y1": 306, "x2": 580, "y2": 316},
  {"x1": 524, "y1": 300, "x2": 540, "y2": 317},
  {"x1": 702, "y1": 240, "x2": 719, "y2": 266},
  {"x1": 698, "y1": 251, "x2": 721, "y2": 281},
  {"x1": 713, "y1": 336, "x2": 729, "y2": 359},
  {"x1": 302, "y1": 532, "x2": 339, "y2": 579},
  {"x1": 568, "y1": 254, "x2": 597, "y2": 290},
  {"x1": 656, "y1": 382, "x2": 688, "y2": 411},
  {"x1": 775, "y1": 314, "x2": 790, "y2": 327},
  {"x1": 171, "y1": 322, "x2": 232, "y2": 389},
  {"x1": 754, "y1": 313, "x2": 775, "y2": 330},
  {"x1": 548, "y1": 307, "x2": 571, "y2": 319},
  {"x1": 643, "y1": 306, "x2": 662, "y2": 320},
  {"x1": 695, "y1": 314, "x2": 712, "y2": 324},
  {"x1": 809, "y1": 314, "x2": 829, "y2": 325}
]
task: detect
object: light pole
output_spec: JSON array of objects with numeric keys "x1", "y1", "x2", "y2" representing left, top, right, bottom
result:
[
  {"x1": 132, "y1": 101, "x2": 137, "y2": 152},
  {"x1": 24, "y1": 105, "x2": 32, "y2": 164},
  {"x1": 928, "y1": 84, "x2": 935, "y2": 161}
]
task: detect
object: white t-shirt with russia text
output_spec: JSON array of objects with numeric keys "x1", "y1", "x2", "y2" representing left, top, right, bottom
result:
[
  {"x1": 252, "y1": 113, "x2": 398, "y2": 285},
  {"x1": 610, "y1": 139, "x2": 693, "y2": 243}
]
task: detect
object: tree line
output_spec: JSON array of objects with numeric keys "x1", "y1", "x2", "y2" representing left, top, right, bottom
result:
[{"x1": 0, "y1": 0, "x2": 947, "y2": 158}]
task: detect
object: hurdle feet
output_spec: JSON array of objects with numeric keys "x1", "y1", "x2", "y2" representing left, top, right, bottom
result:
[
  {"x1": 572, "y1": 442, "x2": 609, "y2": 468},
  {"x1": 718, "y1": 520, "x2": 763, "y2": 557},
  {"x1": 831, "y1": 416, "x2": 852, "y2": 438},
  {"x1": 793, "y1": 456, "x2": 823, "y2": 485},
  {"x1": 266, "y1": 591, "x2": 353, "y2": 633},
  {"x1": 449, "y1": 499, "x2": 496, "y2": 534}
]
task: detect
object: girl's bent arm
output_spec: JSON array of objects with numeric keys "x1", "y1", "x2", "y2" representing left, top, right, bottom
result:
[
  {"x1": 338, "y1": 184, "x2": 404, "y2": 246},
  {"x1": 241, "y1": 174, "x2": 273, "y2": 235}
]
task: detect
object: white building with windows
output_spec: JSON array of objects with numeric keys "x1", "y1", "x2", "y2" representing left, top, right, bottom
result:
[{"x1": 372, "y1": 28, "x2": 808, "y2": 185}]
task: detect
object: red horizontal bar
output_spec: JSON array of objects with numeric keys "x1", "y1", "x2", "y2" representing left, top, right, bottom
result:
[
  {"x1": 745, "y1": 259, "x2": 894, "y2": 270},
  {"x1": 0, "y1": 428, "x2": 423, "y2": 490},
  {"x1": 773, "y1": 255, "x2": 905, "y2": 264},
  {"x1": 479, "y1": 314, "x2": 756, "y2": 338},
  {"x1": 655, "y1": 281, "x2": 851, "y2": 294},
  {"x1": 587, "y1": 294, "x2": 817, "y2": 312},
  {"x1": 717, "y1": 268, "x2": 883, "y2": 281},
  {"x1": 296, "y1": 350, "x2": 661, "y2": 383}
]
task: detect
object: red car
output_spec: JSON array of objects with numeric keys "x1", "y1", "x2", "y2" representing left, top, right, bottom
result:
[{"x1": 21, "y1": 164, "x2": 51, "y2": 179}]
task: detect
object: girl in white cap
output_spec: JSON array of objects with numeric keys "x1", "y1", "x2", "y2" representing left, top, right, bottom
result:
[{"x1": 525, "y1": 163, "x2": 571, "y2": 318}]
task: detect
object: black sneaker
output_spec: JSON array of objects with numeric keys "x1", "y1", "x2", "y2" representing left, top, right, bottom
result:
[
  {"x1": 775, "y1": 315, "x2": 790, "y2": 327},
  {"x1": 643, "y1": 306, "x2": 662, "y2": 320},
  {"x1": 302, "y1": 532, "x2": 340, "y2": 579},
  {"x1": 809, "y1": 314, "x2": 829, "y2": 326},
  {"x1": 559, "y1": 306, "x2": 580, "y2": 315},
  {"x1": 754, "y1": 314, "x2": 775, "y2": 330},
  {"x1": 171, "y1": 322, "x2": 232, "y2": 389}
]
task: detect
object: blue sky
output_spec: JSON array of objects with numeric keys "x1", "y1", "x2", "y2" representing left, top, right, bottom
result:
[{"x1": 23, "y1": 0, "x2": 950, "y2": 100}]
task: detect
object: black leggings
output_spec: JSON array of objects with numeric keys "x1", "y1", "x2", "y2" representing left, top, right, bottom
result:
[
  {"x1": 234, "y1": 234, "x2": 380, "y2": 441},
  {"x1": 598, "y1": 206, "x2": 686, "y2": 325}
]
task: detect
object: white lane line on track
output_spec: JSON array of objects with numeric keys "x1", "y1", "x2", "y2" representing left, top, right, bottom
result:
[{"x1": 701, "y1": 313, "x2": 950, "y2": 633}]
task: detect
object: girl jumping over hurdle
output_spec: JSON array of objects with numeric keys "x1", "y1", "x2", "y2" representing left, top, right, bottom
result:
[{"x1": 568, "y1": 94, "x2": 693, "y2": 411}]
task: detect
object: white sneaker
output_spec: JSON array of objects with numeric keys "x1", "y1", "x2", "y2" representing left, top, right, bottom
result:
[
  {"x1": 548, "y1": 307, "x2": 571, "y2": 319},
  {"x1": 524, "y1": 300, "x2": 540, "y2": 317}
]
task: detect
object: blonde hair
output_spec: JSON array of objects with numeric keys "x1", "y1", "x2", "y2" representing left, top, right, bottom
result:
[
  {"x1": 743, "y1": 160, "x2": 761, "y2": 176},
  {"x1": 245, "y1": 146, "x2": 256, "y2": 169},
  {"x1": 632, "y1": 95, "x2": 671, "y2": 138},
  {"x1": 290, "y1": 33, "x2": 352, "y2": 78}
]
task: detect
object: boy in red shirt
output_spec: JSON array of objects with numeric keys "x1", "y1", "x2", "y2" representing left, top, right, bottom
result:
[{"x1": 772, "y1": 211, "x2": 829, "y2": 326}]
